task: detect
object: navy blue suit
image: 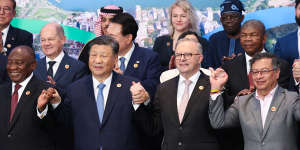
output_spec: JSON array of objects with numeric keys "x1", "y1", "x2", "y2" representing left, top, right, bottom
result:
[
  {"x1": 33, "y1": 53, "x2": 88, "y2": 150},
  {"x1": 208, "y1": 31, "x2": 244, "y2": 68},
  {"x1": 34, "y1": 53, "x2": 88, "y2": 89},
  {"x1": 274, "y1": 31, "x2": 298, "y2": 67},
  {"x1": 55, "y1": 73, "x2": 141, "y2": 150},
  {"x1": 124, "y1": 45, "x2": 161, "y2": 98}
]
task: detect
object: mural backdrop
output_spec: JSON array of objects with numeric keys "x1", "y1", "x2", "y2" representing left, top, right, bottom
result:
[{"x1": 12, "y1": 0, "x2": 296, "y2": 58}]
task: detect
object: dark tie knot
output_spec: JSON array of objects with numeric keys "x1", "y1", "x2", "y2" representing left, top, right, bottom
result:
[{"x1": 48, "y1": 61, "x2": 56, "y2": 67}]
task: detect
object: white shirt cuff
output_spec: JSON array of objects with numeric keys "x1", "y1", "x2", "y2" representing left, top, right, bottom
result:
[
  {"x1": 52, "y1": 101, "x2": 61, "y2": 109},
  {"x1": 37, "y1": 105, "x2": 48, "y2": 119},
  {"x1": 295, "y1": 79, "x2": 299, "y2": 86},
  {"x1": 210, "y1": 93, "x2": 222, "y2": 101},
  {"x1": 133, "y1": 98, "x2": 151, "y2": 111}
]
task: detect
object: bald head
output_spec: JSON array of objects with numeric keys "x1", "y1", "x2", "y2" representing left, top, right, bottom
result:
[
  {"x1": 7, "y1": 45, "x2": 36, "y2": 83},
  {"x1": 40, "y1": 22, "x2": 66, "y2": 59}
]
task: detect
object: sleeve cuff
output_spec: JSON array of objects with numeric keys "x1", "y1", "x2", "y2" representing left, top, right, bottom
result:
[{"x1": 37, "y1": 105, "x2": 48, "y2": 119}]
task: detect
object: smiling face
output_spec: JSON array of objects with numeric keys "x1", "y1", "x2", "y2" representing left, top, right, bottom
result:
[
  {"x1": 251, "y1": 58, "x2": 280, "y2": 95},
  {"x1": 40, "y1": 24, "x2": 66, "y2": 59},
  {"x1": 171, "y1": 6, "x2": 190, "y2": 33},
  {"x1": 6, "y1": 47, "x2": 36, "y2": 83},
  {"x1": 88, "y1": 44, "x2": 117, "y2": 81},
  {"x1": 0, "y1": 0, "x2": 15, "y2": 28},
  {"x1": 175, "y1": 40, "x2": 202, "y2": 79}
]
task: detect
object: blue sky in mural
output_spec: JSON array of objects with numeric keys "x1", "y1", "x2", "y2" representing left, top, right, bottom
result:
[{"x1": 47, "y1": 0, "x2": 241, "y2": 11}]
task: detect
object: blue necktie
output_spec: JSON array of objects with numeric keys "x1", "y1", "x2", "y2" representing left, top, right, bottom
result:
[
  {"x1": 96, "y1": 83, "x2": 106, "y2": 123},
  {"x1": 228, "y1": 38, "x2": 236, "y2": 56},
  {"x1": 119, "y1": 57, "x2": 126, "y2": 72}
]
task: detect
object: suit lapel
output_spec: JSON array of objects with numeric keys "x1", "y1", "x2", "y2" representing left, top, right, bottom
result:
[
  {"x1": 168, "y1": 76, "x2": 181, "y2": 126},
  {"x1": 181, "y1": 72, "x2": 209, "y2": 124},
  {"x1": 261, "y1": 87, "x2": 285, "y2": 140},
  {"x1": 101, "y1": 72, "x2": 119, "y2": 126},
  {"x1": 249, "y1": 94, "x2": 264, "y2": 137},
  {"x1": 237, "y1": 55, "x2": 249, "y2": 88},
  {"x1": 9, "y1": 77, "x2": 39, "y2": 131},
  {"x1": 3, "y1": 83, "x2": 12, "y2": 127},
  {"x1": 54, "y1": 54, "x2": 68, "y2": 81},
  {"x1": 4, "y1": 26, "x2": 16, "y2": 49},
  {"x1": 124, "y1": 46, "x2": 139, "y2": 75},
  {"x1": 39, "y1": 57, "x2": 48, "y2": 81},
  {"x1": 294, "y1": 31, "x2": 299, "y2": 57}
]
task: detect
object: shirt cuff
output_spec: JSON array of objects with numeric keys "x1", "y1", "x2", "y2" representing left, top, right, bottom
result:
[
  {"x1": 210, "y1": 93, "x2": 222, "y2": 101},
  {"x1": 37, "y1": 105, "x2": 48, "y2": 119},
  {"x1": 295, "y1": 79, "x2": 299, "y2": 86},
  {"x1": 52, "y1": 101, "x2": 61, "y2": 109},
  {"x1": 132, "y1": 98, "x2": 151, "y2": 111}
]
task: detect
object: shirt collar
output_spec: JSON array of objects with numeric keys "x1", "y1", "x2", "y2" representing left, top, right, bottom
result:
[
  {"x1": 92, "y1": 73, "x2": 113, "y2": 90},
  {"x1": 12, "y1": 73, "x2": 33, "y2": 89},
  {"x1": 2, "y1": 25, "x2": 9, "y2": 35},
  {"x1": 298, "y1": 26, "x2": 300, "y2": 35},
  {"x1": 245, "y1": 48, "x2": 267, "y2": 62},
  {"x1": 255, "y1": 84, "x2": 278, "y2": 101},
  {"x1": 179, "y1": 71, "x2": 201, "y2": 85},
  {"x1": 46, "y1": 51, "x2": 65, "y2": 64},
  {"x1": 118, "y1": 43, "x2": 135, "y2": 61}
]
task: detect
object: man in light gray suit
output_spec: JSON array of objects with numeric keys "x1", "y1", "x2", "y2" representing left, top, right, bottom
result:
[{"x1": 208, "y1": 52, "x2": 300, "y2": 150}]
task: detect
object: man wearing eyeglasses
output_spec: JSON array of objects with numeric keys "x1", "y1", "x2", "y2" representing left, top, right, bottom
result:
[
  {"x1": 0, "y1": 0, "x2": 32, "y2": 56},
  {"x1": 206, "y1": 0, "x2": 245, "y2": 68},
  {"x1": 209, "y1": 52, "x2": 300, "y2": 150},
  {"x1": 133, "y1": 38, "x2": 220, "y2": 150}
]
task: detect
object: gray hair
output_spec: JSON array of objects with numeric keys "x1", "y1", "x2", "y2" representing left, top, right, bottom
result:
[{"x1": 175, "y1": 38, "x2": 203, "y2": 54}]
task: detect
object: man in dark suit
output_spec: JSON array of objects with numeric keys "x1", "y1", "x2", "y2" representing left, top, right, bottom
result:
[
  {"x1": 0, "y1": 0, "x2": 32, "y2": 56},
  {"x1": 33, "y1": 22, "x2": 88, "y2": 150},
  {"x1": 207, "y1": 0, "x2": 245, "y2": 68},
  {"x1": 34, "y1": 23, "x2": 88, "y2": 90},
  {"x1": 0, "y1": 53, "x2": 8, "y2": 84},
  {"x1": 107, "y1": 12, "x2": 161, "y2": 99},
  {"x1": 133, "y1": 38, "x2": 220, "y2": 150},
  {"x1": 39, "y1": 35, "x2": 142, "y2": 150},
  {"x1": 0, "y1": 45, "x2": 56, "y2": 150},
  {"x1": 274, "y1": 0, "x2": 300, "y2": 67}
]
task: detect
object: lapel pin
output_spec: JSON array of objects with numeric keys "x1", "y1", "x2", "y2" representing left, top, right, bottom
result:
[
  {"x1": 11, "y1": 37, "x2": 15, "y2": 41},
  {"x1": 25, "y1": 90, "x2": 30, "y2": 95},
  {"x1": 199, "y1": 86, "x2": 204, "y2": 90},
  {"x1": 133, "y1": 63, "x2": 139, "y2": 68},
  {"x1": 7, "y1": 44, "x2": 11, "y2": 48},
  {"x1": 136, "y1": 61, "x2": 140, "y2": 64},
  {"x1": 116, "y1": 83, "x2": 122, "y2": 88},
  {"x1": 271, "y1": 106, "x2": 277, "y2": 112},
  {"x1": 65, "y1": 64, "x2": 70, "y2": 70},
  {"x1": 166, "y1": 42, "x2": 170, "y2": 46}
]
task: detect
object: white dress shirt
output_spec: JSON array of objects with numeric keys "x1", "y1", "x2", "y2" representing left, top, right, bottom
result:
[
  {"x1": 118, "y1": 43, "x2": 135, "y2": 70},
  {"x1": 45, "y1": 51, "x2": 65, "y2": 77},
  {"x1": 177, "y1": 71, "x2": 200, "y2": 107},
  {"x1": 255, "y1": 84, "x2": 278, "y2": 128},
  {"x1": 92, "y1": 73, "x2": 112, "y2": 109},
  {"x1": 2, "y1": 25, "x2": 10, "y2": 47},
  {"x1": 12, "y1": 73, "x2": 33, "y2": 102}
]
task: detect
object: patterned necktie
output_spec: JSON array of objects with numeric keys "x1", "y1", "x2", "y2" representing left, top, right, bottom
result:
[
  {"x1": 178, "y1": 80, "x2": 192, "y2": 123},
  {"x1": 47, "y1": 61, "x2": 56, "y2": 78},
  {"x1": 228, "y1": 38, "x2": 236, "y2": 56},
  {"x1": 10, "y1": 84, "x2": 21, "y2": 121},
  {"x1": 119, "y1": 57, "x2": 126, "y2": 72},
  {"x1": 96, "y1": 83, "x2": 106, "y2": 123}
]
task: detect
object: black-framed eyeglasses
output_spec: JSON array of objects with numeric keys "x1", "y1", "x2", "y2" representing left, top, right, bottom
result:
[
  {"x1": 250, "y1": 68, "x2": 277, "y2": 76},
  {"x1": 174, "y1": 53, "x2": 201, "y2": 60}
]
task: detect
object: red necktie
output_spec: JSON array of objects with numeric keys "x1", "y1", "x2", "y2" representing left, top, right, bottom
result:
[
  {"x1": 10, "y1": 84, "x2": 21, "y2": 121},
  {"x1": 248, "y1": 72, "x2": 254, "y2": 89}
]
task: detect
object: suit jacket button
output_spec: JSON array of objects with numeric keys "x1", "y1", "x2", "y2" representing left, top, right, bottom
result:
[
  {"x1": 8, "y1": 134, "x2": 12, "y2": 138},
  {"x1": 178, "y1": 142, "x2": 182, "y2": 146},
  {"x1": 179, "y1": 127, "x2": 183, "y2": 130}
]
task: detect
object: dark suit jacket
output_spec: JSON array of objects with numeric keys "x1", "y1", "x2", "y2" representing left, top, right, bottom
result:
[
  {"x1": 54, "y1": 73, "x2": 141, "y2": 150},
  {"x1": 0, "y1": 54, "x2": 8, "y2": 84},
  {"x1": 134, "y1": 72, "x2": 220, "y2": 150},
  {"x1": 274, "y1": 31, "x2": 298, "y2": 67},
  {"x1": 124, "y1": 45, "x2": 161, "y2": 99},
  {"x1": 34, "y1": 53, "x2": 88, "y2": 89},
  {"x1": 33, "y1": 53, "x2": 88, "y2": 150},
  {"x1": 5, "y1": 25, "x2": 33, "y2": 55},
  {"x1": 0, "y1": 76, "x2": 56, "y2": 150},
  {"x1": 208, "y1": 31, "x2": 244, "y2": 68},
  {"x1": 153, "y1": 35, "x2": 210, "y2": 71}
]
